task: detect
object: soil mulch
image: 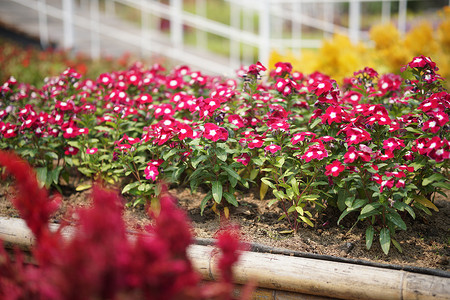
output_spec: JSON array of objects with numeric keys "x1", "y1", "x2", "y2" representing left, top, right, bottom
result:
[{"x1": 1, "y1": 182, "x2": 449, "y2": 272}]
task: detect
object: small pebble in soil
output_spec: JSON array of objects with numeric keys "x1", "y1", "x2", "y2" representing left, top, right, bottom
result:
[
  {"x1": 438, "y1": 256, "x2": 449, "y2": 266},
  {"x1": 340, "y1": 242, "x2": 355, "y2": 254}
]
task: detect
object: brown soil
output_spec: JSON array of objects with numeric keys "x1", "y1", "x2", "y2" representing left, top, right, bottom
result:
[{"x1": 1, "y1": 182, "x2": 449, "y2": 272}]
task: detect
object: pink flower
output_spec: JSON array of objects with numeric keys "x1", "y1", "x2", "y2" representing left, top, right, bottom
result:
[
  {"x1": 228, "y1": 114, "x2": 245, "y2": 129},
  {"x1": 144, "y1": 164, "x2": 159, "y2": 181},
  {"x1": 86, "y1": 148, "x2": 98, "y2": 155},
  {"x1": 310, "y1": 80, "x2": 332, "y2": 96},
  {"x1": 291, "y1": 132, "x2": 316, "y2": 145},
  {"x1": 177, "y1": 123, "x2": 194, "y2": 140},
  {"x1": 64, "y1": 146, "x2": 79, "y2": 155},
  {"x1": 301, "y1": 143, "x2": 328, "y2": 162},
  {"x1": 380, "y1": 178, "x2": 395, "y2": 192},
  {"x1": 344, "y1": 147, "x2": 358, "y2": 164},
  {"x1": 383, "y1": 138, "x2": 405, "y2": 152},
  {"x1": 320, "y1": 106, "x2": 345, "y2": 125},
  {"x1": 325, "y1": 160, "x2": 345, "y2": 177},
  {"x1": 203, "y1": 123, "x2": 228, "y2": 142},
  {"x1": 235, "y1": 153, "x2": 251, "y2": 166},
  {"x1": 265, "y1": 144, "x2": 281, "y2": 154}
]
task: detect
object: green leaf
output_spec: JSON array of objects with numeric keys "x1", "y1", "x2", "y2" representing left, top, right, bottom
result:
[
  {"x1": 250, "y1": 168, "x2": 259, "y2": 180},
  {"x1": 386, "y1": 211, "x2": 407, "y2": 231},
  {"x1": 223, "y1": 192, "x2": 238, "y2": 207},
  {"x1": 261, "y1": 177, "x2": 275, "y2": 189},
  {"x1": 45, "y1": 151, "x2": 59, "y2": 161},
  {"x1": 358, "y1": 203, "x2": 382, "y2": 220},
  {"x1": 260, "y1": 181, "x2": 269, "y2": 200},
  {"x1": 200, "y1": 192, "x2": 212, "y2": 215},
  {"x1": 35, "y1": 167, "x2": 47, "y2": 188},
  {"x1": 366, "y1": 225, "x2": 374, "y2": 250},
  {"x1": 67, "y1": 141, "x2": 81, "y2": 149},
  {"x1": 393, "y1": 201, "x2": 415, "y2": 219},
  {"x1": 309, "y1": 117, "x2": 321, "y2": 129},
  {"x1": 122, "y1": 181, "x2": 140, "y2": 194},
  {"x1": 163, "y1": 148, "x2": 179, "y2": 161},
  {"x1": 422, "y1": 173, "x2": 445, "y2": 186},
  {"x1": 212, "y1": 181, "x2": 223, "y2": 204},
  {"x1": 413, "y1": 194, "x2": 439, "y2": 212},
  {"x1": 267, "y1": 199, "x2": 278, "y2": 207},
  {"x1": 380, "y1": 228, "x2": 391, "y2": 255},
  {"x1": 337, "y1": 209, "x2": 352, "y2": 225},
  {"x1": 76, "y1": 182, "x2": 92, "y2": 192},
  {"x1": 299, "y1": 216, "x2": 314, "y2": 227},
  {"x1": 290, "y1": 177, "x2": 299, "y2": 195},
  {"x1": 191, "y1": 155, "x2": 208, "y2": 169},
  {"x1": 432, "y1": 180, "x2": 450, "y2": 190},
  {"x1": 295, "y1": 206, "x2": 304, "y2": 216},
  {"x1": 215, "y1": 146, "x2": 228, "y2": 162},
  {"x1": 221, "y1": 165, "x2": 242, "y2": 182},
  {"x1": 391, "y1": 238, "x2": 403, "y2": 253}
]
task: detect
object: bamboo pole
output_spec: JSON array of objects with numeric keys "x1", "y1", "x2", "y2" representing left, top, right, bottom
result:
[{"x1": 0, "y1": 216, "x2": 449, "y2": 300}]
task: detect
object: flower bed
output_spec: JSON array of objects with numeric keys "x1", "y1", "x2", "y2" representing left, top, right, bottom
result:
[{"x1": 1, "y1": 53, "x2": 449, "y2": 257}]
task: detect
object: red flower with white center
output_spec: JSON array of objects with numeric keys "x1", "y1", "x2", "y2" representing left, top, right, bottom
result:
[
  {"x1": 428, "y1": 146, "x2": 450, "y2": 162},
  {"x1": 154, "y1": 104, "x2": 174, "y2": 118},
  {"x1": 86, "y1": 148, "x2": 98, "y2": 154},
  {"x1": 247, "y1": 61, "x2": 267, "y2": 76},
  {"x1": 325, "y1": 160, "x2": 345, "y2": 177},
  {"x1": 418, "y1": 98, "x2": 439, "y2": 113},
  {"x1": 64, "y1": 146, "x2": 79, "y2": 155},
  {"x1": 398, "y1": 165, "x2": 415, "y2": 173},
  {"x1": 366, "y1": 114, "x2": 391, "y2": 126},
  {"x1": 340, "y1": 127, "x2": 372, "y2": 145},
  {"x1": 55, "y1": 101, "x2": 74, "y2": 112},
  {"x1": 137, "y1": 93, "x2": 153, "y2": 105},
  {"x1": 301, "y1": 143, "x2": 328, "y2": 162},
  {"x1": 247, "y1": 136, "x2": 265, "y2": 149},
  {"x1": 149, "y1": 159, "x2": 164, "y2": 167},
  {"x1": 385, "y1": 171, "x2": 406, "y2": 178},
  {"x1": 425, "y1": 136, "x2": 444, "y2": 154},
  {"x1": 2, "y1": 123, "x2": 17, "y2": 138},
  {"x1": 430, "y1": 111, "x2": 449, "y2": 127},
  {"x1": 422, "y1": 117, "x2": 441, "y2": 133},
  {"x1": 291, "y1": 132, "x2": 316, "y2": 145},
  {"x1": 309, "y1": 109, "x2": 323, "y2": 122},
  {"x1": 271, "y1": 62, "x2": 293, "y2": 77},
  {"x1": 235, "y1": 153, "x2": 251, "y2": 166},
  {"x1": 344, "y1": 147, "x2": 358, "y2": 163},
  {"x1": 275, "y1": 78, "x2": 299, "y2": 96},
  {"x1": 228, "y1": 114, "x2": 245, "y2": 130},
  {"x1": 62, "y1": 125, "x2": 79, "y2": 139},
  {"x1": 354, "y1": 67, "x2": 379, "y2": 79},
  {"x1": 203, "y1": 123, "x2": 228, "y2": 142},
  {"x1": 265, "y1": 144, "x2": 281, "y2": 154},
  {"x1": 377, "y1": 150, "x2": 394, "y2": 161},
  {"x1": 267, "y1": 118, "x2": 290, "y2": 131},
  {"x1": 380, "y1": 178, "x2": 395, "y2": 192},
  {"x1": 403, "y1": 55, "x2": 437, "y2": 70},
  {"x1": 166, "y1": 77, "x2": 184, "y2": 89},
  {"x1": 144, "y1": 165, "x2": 159, "y2": 181},
  {"x1": 396, "y1": 179, "x2": 406, "y2": 188},
  {"x1": 0, "y1": 110, "x2": 6, "y2": 119},
  {"x1": 342, "y1": 91, "x2": 362, "y2": 104},
  {"x1": 320, "y1": 106, "x2": 345, "y2": 125},
  {"x1": 78, "y1": 128, "x2": 89, "y2": 135},
  {"x1": 319, "y1": 136, "x2": 335, "y2": 143},
  {"x1": 383, "y1": 138, "x2": 405, "y2": 152},
  {"x1": 97, "y1": 73, "x2": 113, "y2": 86},
  {"x1": 310, "y1": 80, "x2": 332, "y2": 96},
  {"x1": 412, "y1": 138, "x2": 430, "y2": 155},
  {"x1": 177, "y1": 123, "x2": 193, "y2": 140}
]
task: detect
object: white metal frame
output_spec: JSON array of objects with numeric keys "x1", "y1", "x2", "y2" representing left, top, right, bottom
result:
[{"x1": 6, "y1": 0, "x2": 426, "y2": 75}]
